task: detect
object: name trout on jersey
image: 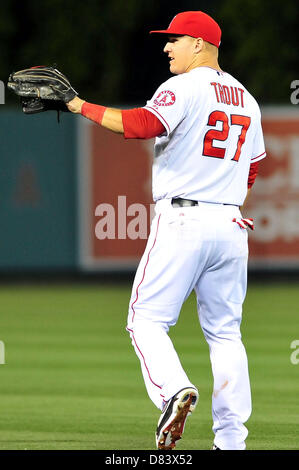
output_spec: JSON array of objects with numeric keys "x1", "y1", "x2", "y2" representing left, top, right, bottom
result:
[{"x1": 210, "y1": 82, "x2": 244, "y2": 107}]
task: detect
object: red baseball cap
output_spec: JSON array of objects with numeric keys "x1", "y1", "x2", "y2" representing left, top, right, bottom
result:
[{"x1": 150, "y1": 11, "x2": 221, "y2": 48}]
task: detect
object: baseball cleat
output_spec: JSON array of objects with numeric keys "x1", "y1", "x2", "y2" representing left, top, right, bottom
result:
[{"x1": 156, "y1": 387, "x2": 199, "y2": 450}]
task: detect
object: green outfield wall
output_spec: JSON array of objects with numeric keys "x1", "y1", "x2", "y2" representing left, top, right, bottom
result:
[
  {"x1": 1, "y1": 107, "x2": 299, "y2": 273},
  {"x1": 0, "y1": 109, "x2": 77, "y2": 270}
]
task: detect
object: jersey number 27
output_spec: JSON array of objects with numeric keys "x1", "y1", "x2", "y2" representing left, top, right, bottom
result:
[{"x1": 203, "y1": 110, "x2": 251, "y2": 162}]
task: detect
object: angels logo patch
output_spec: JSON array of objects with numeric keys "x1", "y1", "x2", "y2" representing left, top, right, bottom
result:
[{"x1": 154, "y1": 90, "x2": 176, "y2": 107}]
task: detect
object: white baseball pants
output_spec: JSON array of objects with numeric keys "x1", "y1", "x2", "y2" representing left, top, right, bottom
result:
[{"x1": 126, "y1": 198, "x2": 252, "y2": 450}]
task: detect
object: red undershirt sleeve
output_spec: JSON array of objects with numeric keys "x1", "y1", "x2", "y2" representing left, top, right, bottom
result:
[
  {"x1": 121, "y1": 108, "x2": 166, "y2": 139},
  {"x1": 248, "y1": 161, "x2": 259, "y2": 188}
]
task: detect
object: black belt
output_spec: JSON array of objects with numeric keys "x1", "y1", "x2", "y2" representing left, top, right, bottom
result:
[
  {"x1": 171, "y1": 197, "x2": 198, "y2": 207},
  {"x1": 171, "y1": 197, "x2": 237, "y2": 208}
]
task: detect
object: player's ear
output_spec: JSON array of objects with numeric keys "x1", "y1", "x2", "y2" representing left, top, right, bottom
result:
[{"x1": 194, "y1": 37, "x2": 204, "y2": 53}]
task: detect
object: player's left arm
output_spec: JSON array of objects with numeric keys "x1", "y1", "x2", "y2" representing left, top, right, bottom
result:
[
  {"x1": 66, "y1": 96, "x2": 124, "y2": 133},
  {"x1": 66, "y1": 96, "x2": 165, "y2": 138}
]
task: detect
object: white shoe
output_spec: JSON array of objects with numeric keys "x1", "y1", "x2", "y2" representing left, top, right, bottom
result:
[{"x1": 156, "y1": 387, "x2": 199, "y2": 450}]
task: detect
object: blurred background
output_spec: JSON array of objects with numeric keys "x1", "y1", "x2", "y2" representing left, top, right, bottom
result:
[{"x1": 0, "y1": 0, "x2": 299, "y2": 279}]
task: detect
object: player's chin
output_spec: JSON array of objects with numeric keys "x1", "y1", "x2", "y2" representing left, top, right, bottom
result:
[{"x1": 169, "y1": 63, "x2": 179, "y2": 75}]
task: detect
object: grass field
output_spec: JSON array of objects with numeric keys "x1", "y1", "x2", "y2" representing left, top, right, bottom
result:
[{"x1": 0, "y1": 281, "x2": 298, "y2": 450}]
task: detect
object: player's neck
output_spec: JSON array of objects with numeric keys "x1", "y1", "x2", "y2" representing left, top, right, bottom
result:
[{"x1": 187, "y1": 54, "x2": 221, "y2": 73}]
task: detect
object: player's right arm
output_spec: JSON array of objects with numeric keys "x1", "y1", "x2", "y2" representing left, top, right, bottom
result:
[
  {"x1": 241, "y1": 159, "x2": 260, "y2": 209},
  {"x1": 240, "y1": 188, "x2": 251, "y2": 210}
]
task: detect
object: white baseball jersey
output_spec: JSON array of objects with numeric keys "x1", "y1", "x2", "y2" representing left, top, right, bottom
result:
[{"x1": 144, "y1": 67, "x2": 266, "y2": 205}]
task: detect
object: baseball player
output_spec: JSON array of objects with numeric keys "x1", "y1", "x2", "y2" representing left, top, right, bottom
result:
[{"x1": 66, "y1": 11, "x2": 266, "y2": 450}]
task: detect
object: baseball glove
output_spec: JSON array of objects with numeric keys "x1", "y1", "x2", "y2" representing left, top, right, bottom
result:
[{"x1": 7, "y1": 66, "x2": 78, "y2": 120}]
